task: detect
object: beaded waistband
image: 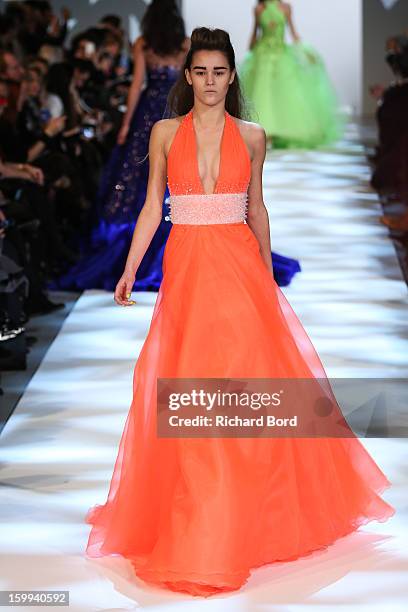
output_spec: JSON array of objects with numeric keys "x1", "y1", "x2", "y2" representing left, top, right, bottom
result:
[{"x1": 165, "y1": 193, "x2": 248, "y2": 225}]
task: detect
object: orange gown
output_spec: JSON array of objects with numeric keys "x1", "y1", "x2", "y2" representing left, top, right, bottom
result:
[{"x1": 85, "y1": 109, "x2": 395, "y2": 597}]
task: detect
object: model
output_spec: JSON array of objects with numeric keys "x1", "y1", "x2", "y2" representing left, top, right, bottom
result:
[
  {"x1": 84, "y1": 27, "x2": 394, "y2": 598},
  {"x1": 239, "y1": 0, "x2": 343, "y2": 148}
]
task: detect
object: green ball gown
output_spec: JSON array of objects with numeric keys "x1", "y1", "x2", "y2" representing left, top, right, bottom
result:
[{"x1": 239, "y1": 0, "x2": 343, "y2": 148}]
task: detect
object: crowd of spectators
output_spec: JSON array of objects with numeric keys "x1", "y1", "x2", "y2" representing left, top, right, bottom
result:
[{"x1": 0, "y1": 1, "x2": 134, "y2": 372}]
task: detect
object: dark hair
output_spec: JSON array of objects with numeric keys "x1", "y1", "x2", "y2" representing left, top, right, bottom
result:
[
  {"x1": 70, "y1": 58, "x2": 95, "y2": 75},
  {"x1": 167, "y1": 27, "x2": 248, "y2": 119},
  {"x1": 24, "y1": 65, "x2": 43, "y2": 82},
  {"x1": 46, "y1": 61, "x2": 81, "y2": 128},
  {"x1": 141, "y1": 0, "x2": 185, "y2": 56},
  {"x1": 100, "y1": 14, "x2": 122, "y2": 30},
  {"x1": 386, "y1": 39, "x2": 408, "y2": 79},
  {"x1": 0, "y1": 13, "x2": 15, "y2": 37},
  {"x1": 70, "y1": 28, "x2": 105, "y2": 55},
  {"x1": 4, "y1": 2, "x2": 27, "y2": 26},
  {"x1": 24, "y1": 0, "x2": 52, "y2": 14},
  {"x1": 46, "y1": 61, "x2": 71, "y2": 113}
]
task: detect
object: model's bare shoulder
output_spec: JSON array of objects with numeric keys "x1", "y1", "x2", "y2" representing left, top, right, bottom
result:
[
  {"x1": 152, "y1": 115, "x2": 188, "y2": 157},
  {"x1": 234, "y1": 118, "x2": 266, "y2": 159},
  {"x1": 132, "y1": 35, "x2": 144, "y2": 53},
  {"x1": 281, "y1": 2, "x2": 292, "y2": 16},
  {"x1": 245, "y1": 120, "x2": 266, "y2": 143}
]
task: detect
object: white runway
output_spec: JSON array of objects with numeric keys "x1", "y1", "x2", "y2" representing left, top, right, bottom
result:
[{"x1": 1, "y1": 122, "x2": 407, "y2": 611}]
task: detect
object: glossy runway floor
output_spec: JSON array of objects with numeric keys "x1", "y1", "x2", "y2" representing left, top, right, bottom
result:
[{"x1": 1, "y1": 122, "x2": 407, "y2": 611}]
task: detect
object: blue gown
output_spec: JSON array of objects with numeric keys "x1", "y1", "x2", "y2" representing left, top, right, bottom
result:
[{"x1": 48, "y1": 65, "x2": 301, "y2": 291}]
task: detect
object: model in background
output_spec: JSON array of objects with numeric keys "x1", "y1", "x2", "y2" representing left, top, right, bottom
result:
[
  {"x1": 239, "y1": 0, "x2": 343, "y2": 148},
  {"x1": 52, "y1": 0, "x2": 189, "y2": 291}
]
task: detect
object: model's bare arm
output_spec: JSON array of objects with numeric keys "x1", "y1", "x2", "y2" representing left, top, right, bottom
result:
[
  {"x1": 117, "y1": 37, "x2": 146, "y2": 144},
  {"x1": 246, "y1": 124, "x2": 273, "y2": 276},
  {"x1": 114, "y1": 121, "x2": 167, "y2": 305},
  {"x1": 249, "y1": 4, "x2": 264, "y2": 50},
  {"x1": 284, "y1": 3, "x2": 300, "y2": 42}
]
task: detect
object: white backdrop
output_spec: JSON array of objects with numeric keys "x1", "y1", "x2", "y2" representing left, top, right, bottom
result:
[{"x1": 184, "y1": 0, "x2": 362, "y2": 114}]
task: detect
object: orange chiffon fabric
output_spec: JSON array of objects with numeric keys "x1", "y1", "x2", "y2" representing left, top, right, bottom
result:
[{"x1": 85, "y1": 109, "x2": 395, "y2": 597}]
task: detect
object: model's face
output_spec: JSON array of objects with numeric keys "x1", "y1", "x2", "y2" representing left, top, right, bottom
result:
[{"x1": 185, "y1": 50, "x2": 235, "y2": 107}]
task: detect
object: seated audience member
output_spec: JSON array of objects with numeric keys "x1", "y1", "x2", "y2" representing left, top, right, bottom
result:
[{"x1": 372, "y1": 38, "x2": 408, "y2": 230}]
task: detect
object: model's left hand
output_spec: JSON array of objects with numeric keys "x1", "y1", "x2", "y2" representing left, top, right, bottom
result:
[{"x1": 114, "y1": 272, "x2": 137, "y2": 306}]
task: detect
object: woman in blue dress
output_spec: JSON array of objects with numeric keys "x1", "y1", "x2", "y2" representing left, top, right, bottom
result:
[{"x1": 51, "y1": 0, "x2": 189, "y2": 291}]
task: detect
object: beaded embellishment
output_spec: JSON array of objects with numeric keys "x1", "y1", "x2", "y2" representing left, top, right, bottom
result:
[{"x1": 166, "y1": 192, "x2": 248, "y2": 225}]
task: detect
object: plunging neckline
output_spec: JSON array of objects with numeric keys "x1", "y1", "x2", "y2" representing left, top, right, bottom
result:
[
  {"x1": 265, "y1": 0, "x2": 286, "y2": 18},
  {"x1": 190, "y1": 109, "x2": 228, "y2": 196}
]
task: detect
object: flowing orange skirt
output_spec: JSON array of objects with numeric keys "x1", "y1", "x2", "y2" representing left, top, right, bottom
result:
[{"x1": 85, "y1": 222, "x2": 395, "y2": 597}]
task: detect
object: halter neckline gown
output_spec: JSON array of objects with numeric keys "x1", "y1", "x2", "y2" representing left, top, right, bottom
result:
[
  {"x1": 85, "y1": 108, "x2": 394, "y2": 598},
  {"x1": 239, "y1": 0, "x2": 343, "y2": 148}
]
